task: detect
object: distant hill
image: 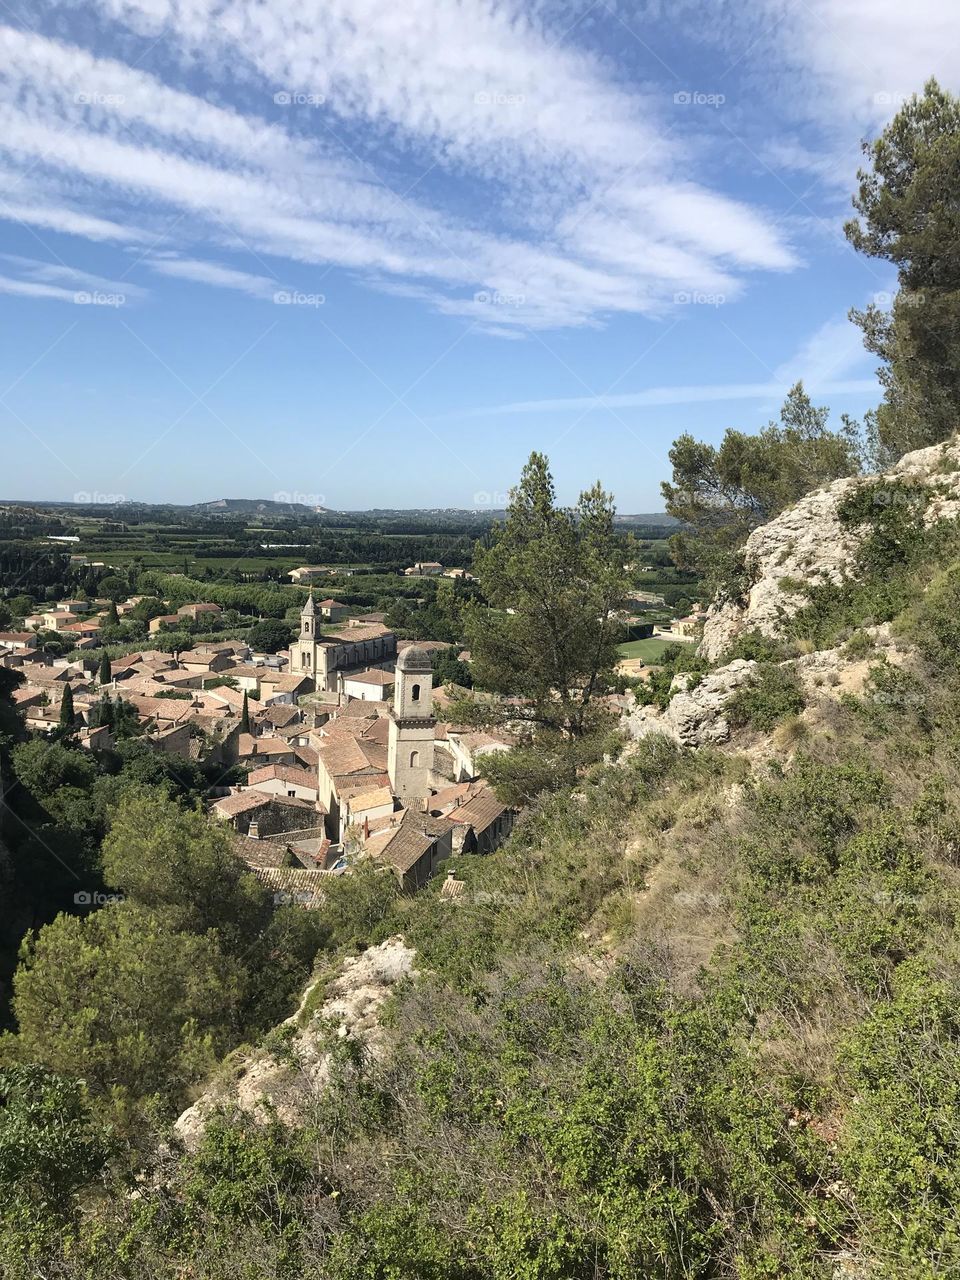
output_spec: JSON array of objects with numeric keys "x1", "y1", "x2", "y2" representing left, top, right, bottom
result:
[{"x1": 194, "y1": 497, "x2": 332, "y2": 515}]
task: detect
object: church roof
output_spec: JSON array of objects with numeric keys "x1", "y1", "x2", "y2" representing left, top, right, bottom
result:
[{"x1": 301, "y1": 592, "x2": 316, "y2": 616}]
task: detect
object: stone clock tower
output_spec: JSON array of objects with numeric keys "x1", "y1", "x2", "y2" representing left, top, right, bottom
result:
[{"x1": 387, "y1": 645, "x2": 435, "y2": 805}]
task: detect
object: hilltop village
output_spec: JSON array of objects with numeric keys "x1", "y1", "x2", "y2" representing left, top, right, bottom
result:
[{"x1": 0, "y1": 589, "x2": 520, "y2": 899}]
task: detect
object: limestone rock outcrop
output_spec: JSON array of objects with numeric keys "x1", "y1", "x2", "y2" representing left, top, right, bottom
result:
[
  {"x1": 699, "y1": 439, "x2": 960, "y2": 662},
  {"x1": 174, "y1": 937, "x2": 416, "y2": 1150},
  {"x1": 623, "y1": 659, "x2": 757, "y2": 748}
]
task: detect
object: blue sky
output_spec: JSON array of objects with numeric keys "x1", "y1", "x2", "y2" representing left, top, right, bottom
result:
[{"x1": 0, "y1": 0, "x2": 954, "y2": 509}]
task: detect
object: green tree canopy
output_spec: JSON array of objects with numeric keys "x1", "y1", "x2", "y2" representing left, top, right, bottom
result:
[
  {"x1": 461, "y1": 452, "x2": 629, "y2": 738},
  {"x1": 846, "y1": 79, "x2": 960, "y2": 462},
  {"x1": 661, "y1": 383, "x2": 862, "y2": 589},
  {"x1": 247, "y1": 618, "x2": 295, "y2": 653},
  {"x1": 58, "y1": 683, "x2": 74, "y2": 729}
]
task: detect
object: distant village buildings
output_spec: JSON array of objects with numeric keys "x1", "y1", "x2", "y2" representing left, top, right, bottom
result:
[{"x1": 1, "y1": 588, "x2": 517, "y2": 902}]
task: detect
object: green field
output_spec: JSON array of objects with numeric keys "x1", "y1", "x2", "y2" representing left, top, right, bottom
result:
[{"x1": 617, "y1": 637, "x2": 675, "y2": 663}]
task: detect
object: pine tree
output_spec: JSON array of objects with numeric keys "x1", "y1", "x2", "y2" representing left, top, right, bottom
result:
[
  {"x1": 59, "y1": 683, "x2": 74, "y2": 729},
  {"x1": 239, "y1": 690, "x2": 250, "y2": 734}
]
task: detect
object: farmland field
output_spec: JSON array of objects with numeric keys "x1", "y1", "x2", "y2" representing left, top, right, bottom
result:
[{"x1": 616, "y1": 637, "x2": 676, "y2": 663}]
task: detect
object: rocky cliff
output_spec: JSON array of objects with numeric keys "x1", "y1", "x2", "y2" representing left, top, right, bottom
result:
[{"x1": 699, "y1": 439, "x2": 960, "y2": 661}]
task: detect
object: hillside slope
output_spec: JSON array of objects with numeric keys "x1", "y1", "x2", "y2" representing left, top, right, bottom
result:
[{"x1": 12, "y1": 448, "x2": 960, "y2": 1278}]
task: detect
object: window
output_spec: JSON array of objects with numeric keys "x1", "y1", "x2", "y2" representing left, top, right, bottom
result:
[
  {"x1": 411, "y1": 683, "x2": 421, "y2": 702},
  {"x1": 409, "y1": 750, "x2": 420, "y2": 768},
  {"x1": 303, "y1": 621, "x2": 310, "y2": 634},
  {"x1": 287, "y1": 789, "x2": 296, "y2": 798},
  {"x1": 303, "y1": 651, "x2": 311, "y2": 666}
]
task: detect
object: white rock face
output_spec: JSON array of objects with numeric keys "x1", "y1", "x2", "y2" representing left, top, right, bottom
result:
[
  {"x1": 699, "y1": 438, "x2": 960, "y2": 662},
  {"x1": 174, "y1": 937, "x2": 416, "y2": 1150},
  {"x1": 624, "y1": 660, "x2": 757, "y2": 748}
]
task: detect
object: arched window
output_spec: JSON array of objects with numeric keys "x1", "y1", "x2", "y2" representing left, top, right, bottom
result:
[
  {"x1": 409, "y1": 750, "x2": 420, "y2": 768},
  {"x1": 303, "y1": 621, "x2": 311, "y2": 634},
  {"x1": 411, "y1": 683, "x2": 421, "y2": 702},
  {"x1": 303, "y1": 651, "x2": 311, "y2": 666}
]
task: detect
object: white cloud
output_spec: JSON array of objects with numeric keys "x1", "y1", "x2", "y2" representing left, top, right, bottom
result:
[
  {"x1": 0, "y1": 11, "x2": 797, "y2": 328},
  {"x1": 773, "y1": 313, "x2": 871, "y2": 386},
  {"x1": 144, "y1": 255, "x2": 283, "y2": 299},
  {"x1": 447, "y1": 377, "x2": 878, "y2": 419},
  {"x1": 0, "y1": 253, "x2": 145, "y2": 298}
]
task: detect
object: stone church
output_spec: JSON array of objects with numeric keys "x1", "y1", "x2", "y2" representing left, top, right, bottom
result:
[{"x1": 289, "y1": 592, "x2": 396, "y2": 692}]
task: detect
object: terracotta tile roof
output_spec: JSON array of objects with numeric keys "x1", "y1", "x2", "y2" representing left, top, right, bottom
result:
[
  {"x1": 347, "y1": 786, "x2": 395, "y2": 814},
  {"x1": 440, "y1": 874, "x2": 467, "y2": 900},
  {"x1": 320, "y1": 622, "x2": 392, "y2": 644},
  {"x1": 248, "y1": 763, "x2": 318, "y2": 789},
  {"x1": 446, "y1": 788, "x2": 510, "y2": 832},
  {"x1": 364, "y1": 814, "x2": 436, "y2": 875},
  {"x1": 345, "y1": 668, "x2": 395, "y2": 686},
  {"x1": 335, "y1": 698, "x2": 389, "y2": 719},
  {"x1": 203, "y1": 685, "x2": 246, "y2": 711},
  {"x1": 213, "y1": 790, "x2": 273, "y2": 818},
  {"x1": 253, "y1": 703, "x2": 301, "y2": 727},
  {"x1": 322, "y1": 736, "x2": 388, "y2": 777},
  {"x1": 126, "y1": 695, "x2": 195, "y2": 723},
  {"x1": 250, "y1": 866, "x2": 327, "y2": 908},
  {"x1": 336, "y1": 774, "x2": 391, "y2": 803}
]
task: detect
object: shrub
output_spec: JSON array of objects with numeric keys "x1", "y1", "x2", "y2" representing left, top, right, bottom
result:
[{"x1": 727, "y1": 662, "x2": 805, "y2": 732}]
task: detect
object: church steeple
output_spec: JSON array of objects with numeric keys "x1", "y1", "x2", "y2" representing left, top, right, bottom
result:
[{"x1": 301, "y1": 592, "x2": 316, "y2": 636}]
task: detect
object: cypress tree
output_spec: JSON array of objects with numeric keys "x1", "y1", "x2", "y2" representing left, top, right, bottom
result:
[
  {"x1": 59, "y1": 682, "x2": 75, "y2": 729},
  {"x1": 240, "y1": 690, "x2": 250, "y2": 734},
  {"x1": 99, "y1": 653, "x2": 112, "y2": 685}
]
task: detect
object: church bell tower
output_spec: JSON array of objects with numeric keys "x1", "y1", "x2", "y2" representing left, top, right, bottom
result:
[
  {"x1": 291, "y1": 592, "x2": 318, "y2": 677},
  {"x1": 388, "y1": 645, "x2": 435, "y2": 805}
]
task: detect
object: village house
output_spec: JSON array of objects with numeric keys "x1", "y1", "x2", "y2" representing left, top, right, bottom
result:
[
  {"x1": 0, "y1": 631, "x2": 38, "y2": 653},
  {"x1": 288, "y1": 565, "x2": 333, "y2": 583},
  {"x1": 246, "y1": 763, "x2": 320, "y2": 804},
  {"x1": 212, "y1": 789, "x2": 321, "y2": 838},
  {"x1": 340, "y1": 668, "x2": 395, "y2": 702},
  {"x1": 404, "y1": 560, "x2": 443, "y2": 576},
  {"x1": 316, "y1": 598, "x2": 350, "y2": 621},
  {"x1": 362, "y1": 811, "x2": 454, "y2": 891},
  {"x1": 441, "y1": 727, "x2": 514, "y2": 782},
  {"x1": 177, "y1": 602, "x2": 223, "y2": 621},
  {"x1": 149, "y1": 613, "x2": 182, "y2": 633}
]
